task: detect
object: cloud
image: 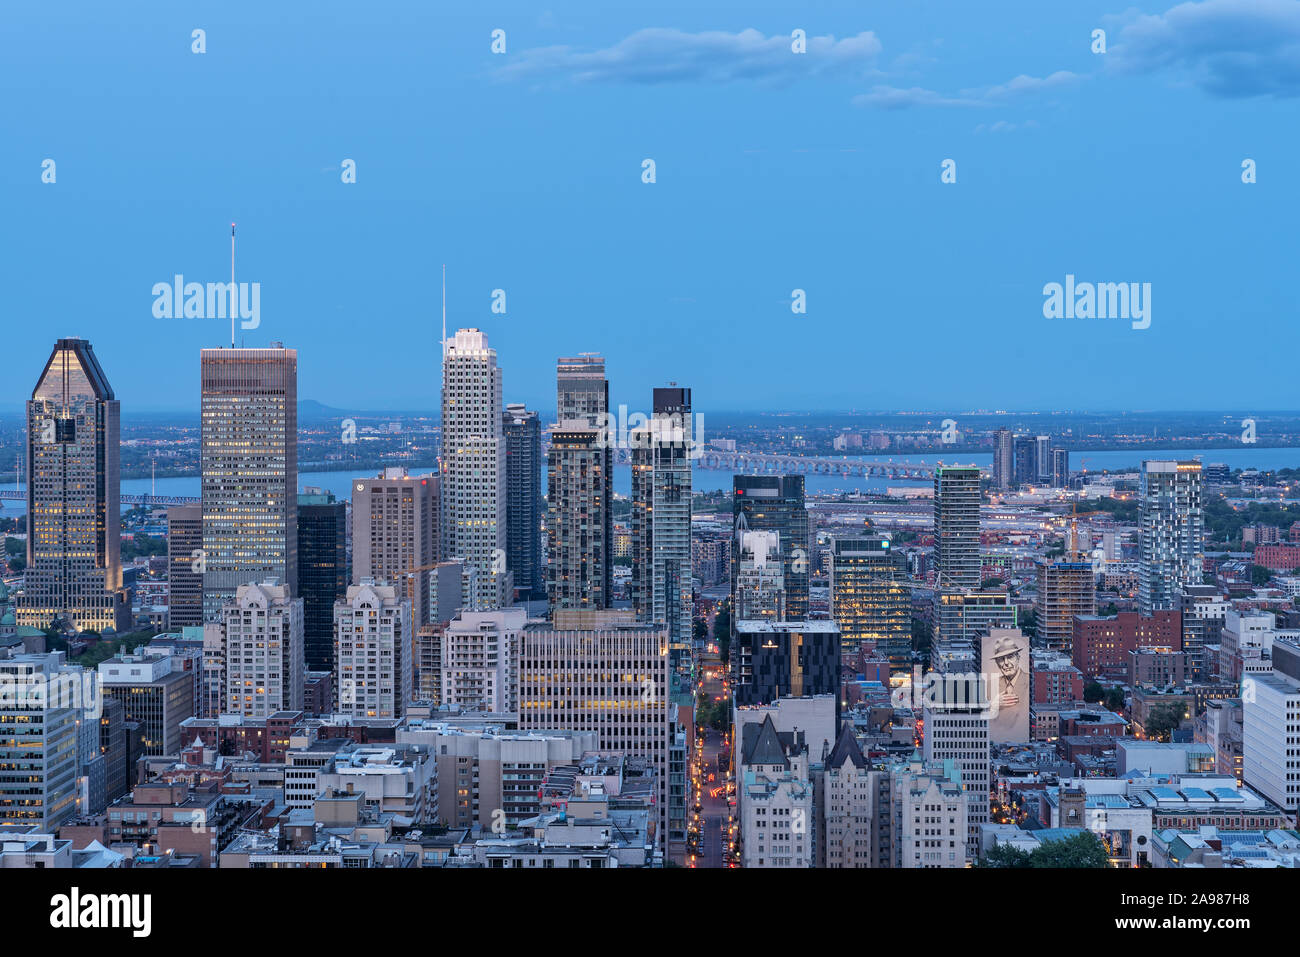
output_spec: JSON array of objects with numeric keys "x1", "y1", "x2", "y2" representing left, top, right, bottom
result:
[
  {"x1": 494, "y1": 27, "x2": 882, "y2": 85},
  {"x1": 974, "y1": 119, "x2": 1040, "y2": 134},
  {"x1": 856, "y1": 71, "x2": 1081, "y2": 109},
  {"x1": 1109, "y1": 0, "x2": 1300, "y2": 98}
]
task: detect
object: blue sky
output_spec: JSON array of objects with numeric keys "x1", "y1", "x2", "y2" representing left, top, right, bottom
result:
[{"x1": 5, "y1": 0, "x2": 1299, "y2": 413}]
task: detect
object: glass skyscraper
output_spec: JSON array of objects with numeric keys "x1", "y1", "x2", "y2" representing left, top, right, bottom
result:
[{"x1": 732, "y1": 474, "x2": 809, "y2": 621}]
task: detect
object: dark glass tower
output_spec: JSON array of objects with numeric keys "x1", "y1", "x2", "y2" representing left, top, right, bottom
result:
[
  {"x1": 297, "y1": 491, "x2": 347, "y2": 672},
  {"x1": 504, "y1": 404, "x2": 543, "y2": 601}
]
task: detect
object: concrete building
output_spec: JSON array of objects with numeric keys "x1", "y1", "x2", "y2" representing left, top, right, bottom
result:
[
  {"x1": 351, "y1": 468, "x2": 439, "y2": 629},
  {"x1": 732, "y1": 531, "x2": 786, "y2": 623},
  {"x1": 441, "y1": 329, "x2": 509, "y2": 611},
  {"x1": 18, "y1": 338, "x2": 129, "y2": 632},
  {"x1": 547, "y1": 425, "x2": 613, "y2": 613},
  {"x1": 888, "y1": 756, "x2": 968, "y2": 868},
  {"x1": 0, "y1": 653, "x2": 89, "y2": 828},
  {"x1": 992, "y1": 428, "x2": 1013, "y2": 491},
  {"x1": 1036, "y1": 558, "x2": 1095, "y2": 652},
  {"x1": 99, "y1": 650, "x2": 194, "y2": 757},
  {"x1": 923, "y1": 673, "x2": 990, "y2": 858},
  {"x1": 221, "y1": 579, "x2": 305, "y2": 718},
  {"x1": 518, "y1": 614, "x2": 670, "y2": 844},
  {"x1": 820, "y1": 725, "x2": 881, "y2": 868},
  {"x1": 441, "y1": 608, "x2": 526, "y2": 715},
  {"x1": 200, "y1": 345, "x2": 298, "y2": 621},
  {"x1": 934, "y1": 465, "x2": 981, "y2": 590},
  {"x1": 1242, "y1": 641, "x2": 1300, "y2": 816},
  {"x1": 315, "y1": 745, "x2": 436, "y2": 823},
  {"x1": 333, "y1": 581, "x2": 412, "y2": 721}
]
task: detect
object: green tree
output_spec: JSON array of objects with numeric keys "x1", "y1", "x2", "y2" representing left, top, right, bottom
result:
[
  {"x1": 1083, "y1": 680, "x2": 1105, "y2": 704},
  {"x1": 980, "y1": 843, "x2": 1032, "y2": 868},
  {"x1": 1250, "y1": 564, "x2": 1273, "y2": 586},
  {"x1": 1030, "y1": 831, "x2": 1111, "y2": 868},
  {"x1": 1144, "y1": 702, "x2": 1186, "y2": 743},
  {"x1": 1104, "y1": 687, "x2": 1126, "y2": 712}
]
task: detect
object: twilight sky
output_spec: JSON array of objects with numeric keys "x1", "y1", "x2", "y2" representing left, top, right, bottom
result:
[{"x1": 5, "y1": 0, "x2": 1299, "y2": 413}]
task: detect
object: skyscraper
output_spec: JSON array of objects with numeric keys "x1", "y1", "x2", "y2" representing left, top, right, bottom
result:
[
  {"x1": 732, "y1": 475, "x2": 809, "y2": 621},
  {"x1": 222, "y1": 579, "x2": 304, "y2": 718},
  {"x1": 1050, "y1": 447, "x2": 1070, "y2": 488},
  {"x1": 166, "y1": 505, "x2": 204, "y2": 630},
  {"x1": 200, "y1": 345, "x2": 298, "y2": 621},
  {"x1": 19, "y1": 338, "x2": 128, "y2": 632},
  {"x1": 1138, "y1": 460, "x2": 1205, "y2": 615},
  {"x1": 1034, "y1": 434, "x2": 1052, "y2": 483},
  {"x1": 1036, "y1": 557, "x2": 1095, "y2": 652},
  {"x1": 297, "y1": 490, "x2": 347, "y2": 673},
  {"x1": 631, "y1": 387, "x2": 694, "y2": 681},
  {"x1": 992, "y1": 428, "x2": 1014, "y2": 491},
  {"x1": 441, "y1": 329, "x2": 509, "y2": 610},
  {"x1": 933, "y1": 465, "x2": 981, "y2": 591},
  {"x1": 352, "y1": 468, "x2": 439, "y2": 627},
  {"x1": 503, "y1": 404, "x2": 542, "y2": 601},
  {"x1": 0, "y1": 653, "x2": 87, "y2": 828},
  {"x1": 1012, "y1": 434, "x2": 1038, "y2": 488},
  {"x1": 547, "y1": 356, "x2": 613, "y2": 615},
  {"x1": 829, "y1": 534, "x2": 911, "y2": 668}
]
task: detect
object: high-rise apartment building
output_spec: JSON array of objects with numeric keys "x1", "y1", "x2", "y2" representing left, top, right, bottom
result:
[
  {"x1": 503, "y1": 404, "x2": 543, "y2": 601},
  {"x1": 732, "y1": 475, "x2": 809, "y2": 621},
  {"x1": 933, "y1": 465, "x2": 981, "y2": 590},
  {"x1": 1034, "y1": 435, "x2": 1052, "y2": 483},
  {"x1": 19, "y1": 338, "x2": 128, "y2": 632},
  {"x1": 922, "y1": 673, "x2": 990, "y2": 859},
  {"x1": 1139, "y1": 460, "x2": 1204, "y2": 615},
  {"x1": 1036, "y1": 558, "x2": 1096, "y2": 652},
  {"x1": 166, "y1": 505, "x2": 204, "y2": 630},
  {"x1": 828, "y1": 534, "x2": 911, "y2": 668},
  {"x1": 351, "y1": 468, "x2": 438, "y2": 628},
  {"x1": 297, "y1": 490, "x2": 347, "y2": 673},
  {"x1": 631, "y1": 388, "x2": 694, "y2": 681},
  {"x1": 221, "y1": 579, "x2": 305, "y2": 718},
  {"x1": 1013, "y1": 434, "x2": 1038, "y2": 488},
  {"x1": 333, "y1": 580, "x2": 412, "y2": 720},
  {"x1": 200, "y1": 346, "x2": 298, "y2": 621},
  {"x1": 547, "y1": 426, "x2": 612, "y2": 612},
  {"x1": 441, "y1": 608, "x2": 526, "y2": 714},
  {"x1": 441, "y1": 329, "x2": 508, "y2": 610},
  {"x1": 992, "y1": 428, "x2": 1014, "y2": 491},
  {"x1": 1050, "y1": 448, "x2": 1070, "y2": 488}
]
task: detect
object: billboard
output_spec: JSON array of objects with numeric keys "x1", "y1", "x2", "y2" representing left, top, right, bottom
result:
[{"x1": 984, "y1": 628, "x2": 1030, "y2": 743}]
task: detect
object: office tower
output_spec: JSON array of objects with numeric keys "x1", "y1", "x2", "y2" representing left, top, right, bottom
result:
[
  {"x1": 887, "y1": 756, "x2": 968, "y2": 868},
  {"x1": 923, "y1": 673, "x2": 990, "y2": 859},
  {"x1": 732, "y1": 620, "x2": 841, "y2": 720},
  {"x1": 732, "y1": 475, "x2": 809, "y2": 621},
  {"x1": 200, "y1": 345, "x2": 298, "y2": 621},
  {"x1": 547, "y1": 426, "x2": 613, "y2": 612},
  {"x1": 18, "y1": 338, "x2": 128, "y2": 632},
  {"x1": 991, "y1": 428, "x2": 1014, "y2": 491},
  {"x1": 556, "y1": 353, "x2": 610, "y2": 424},
  {"x1": 0, "y1": 653, "x2": 86, "y2": 828},
  {"x1": 829, "y1": 534, "x2": 911, "y2": 669},
  {"x1": 1034, "y1": 435, "x2": 1052, "y2": 482},
  {"x1": 1035, "y1": 558, "x2": 1096, "y2": 652},
  {"x1": 1050, "y1": 448, "x2": 1070, "y2": 488},
  {"x1": 166, "y1": 505, "x2": 204, "y2": 630},
  {"x1": 99, "y1": 697, "x2": 128, "y2": 803},
  {"x1": 733, "y1": 530, "x2": 787, "y2": 622},
  {"x1": 503, "y1": 404, "x2": 543, "y2": 601},
  {"x1": 98, "y1": 650, "x2": 195, "y2": 756},
  {"x1": 631, "y1": 388, "x2": 694, "y2": 680},
  {"x1": 1138, "y1": 460, "x2": 1205, "y2": 615},
  {"x1": 441, "y1": 329, "x2": 508, "y2": 610},
  {"x1": 518, "y1": 615, "x2": 670, "y2": 845},
  {"x1": 221, "y1": 579, "x2": 304, "y2": 718},
  {"x1": 297, "y1": 490, "x2": 347, "y2": 673},
  {"x1": 333, "y1": 580, "x2": 412, "y2": 720},
  {"x1": 933, "y1": 465, "x2": 981, "y2": 590},
  {"x1": 441, "y1": 608, "x2": 526, "y2": 714},
  {"x1": 1012, "y1": 434, "x2": 1037, "y2": 487},
  {"x1": 1242, "y1": 640, "x2": 1300, "y2": 816},
  {"x1": 352, "y1": 468, "x2": 439, "y2": 627}
]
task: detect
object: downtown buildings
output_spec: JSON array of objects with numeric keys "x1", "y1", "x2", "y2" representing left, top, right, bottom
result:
[
  {"x1": 732, "y1": 475, "x2": 809, "y2": 621},
  {"x1": 333, "y1": 580, "x2": 412, "y2": 720},
  {"x1": 828, "y1": 533, "x2": 911, "y2": 668},
  {"x1": 503, "y1": 404, "x2": 543, "y2": 601},
  {"x1": 351, "y1": 468, "x2": 439, "y2": 629},
  {"x1": 297, "y1": 489, "x2": 347, "y2": 673},
  {"x1": 18, "y1": 338, "x2": 129, "y2": 632}
]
